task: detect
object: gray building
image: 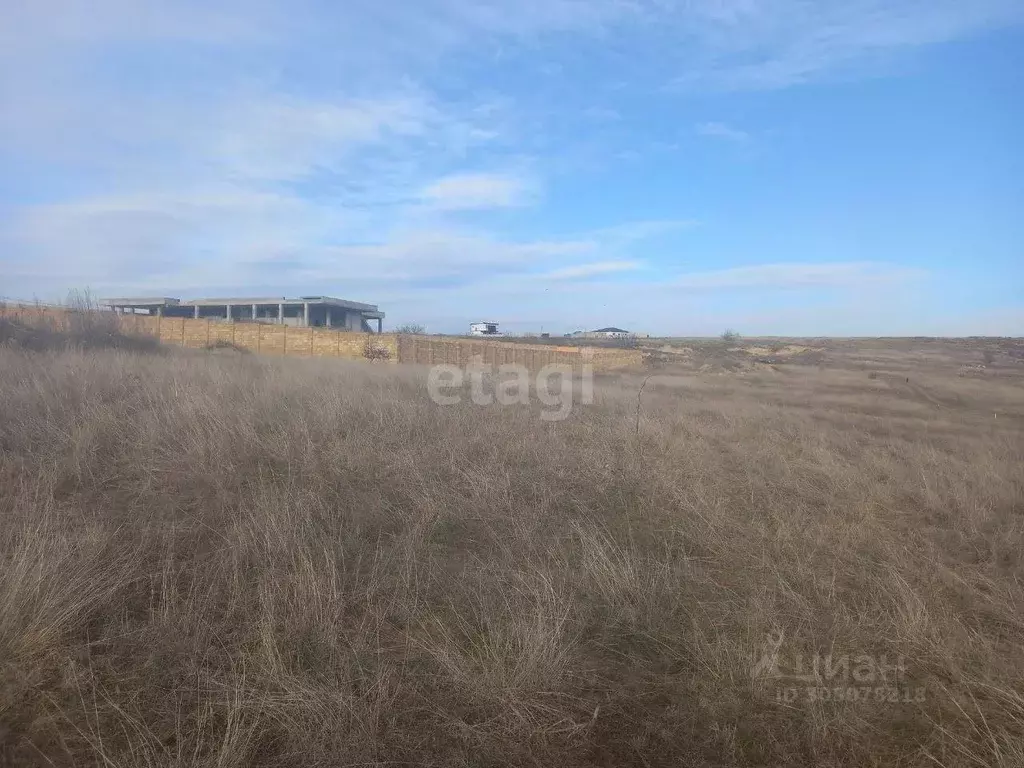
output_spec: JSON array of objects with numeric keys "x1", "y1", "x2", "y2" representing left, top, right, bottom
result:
[
  {"x1": 570, "y1": 327, "x2": 632, "y2": 339},
  {"x1": 103, "y1": 295, "x2": 386, "y2": 332}
]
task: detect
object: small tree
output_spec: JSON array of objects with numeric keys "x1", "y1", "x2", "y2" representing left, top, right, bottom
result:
[
  {"x1": 721, "y1": 328, "x2": 740, "y2": 344},
  {"x1": 396, "y1": 323, "x2": 426, "y2": 335}
]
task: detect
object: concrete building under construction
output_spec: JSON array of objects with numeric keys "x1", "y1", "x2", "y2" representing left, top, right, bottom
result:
[{"x1": 102, "y1": 295, "x2": 386, "y2": 333}]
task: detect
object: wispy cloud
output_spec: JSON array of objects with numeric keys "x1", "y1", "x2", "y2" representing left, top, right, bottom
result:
[
  {"x1": 671, "y1": 262, "x2": 927, "y2": 290},
  {"x1": 587, "y1": 219, "x2": 699, "y2": 243},
  {"x1": 420, "y1": 172, "x2": 534, "y2": 210},
  {"x1": 5, "y1": 193, "x2": 666, "y2": 294},
  {"x1": 322, "y1": 231, "x2": 593, "y2": 281},
  {"x1": 543, "y1": 260, "x2": 643, "y2": 280},
  {"x1": 212, "y1": 97, "x2": 434, "y2": 182},
  {"x1": 670, "y1": 0, "x2": 1024, "y2": 90},
  {"x1": 696, "y1": 122, "x2": 750, "y2": 142}
]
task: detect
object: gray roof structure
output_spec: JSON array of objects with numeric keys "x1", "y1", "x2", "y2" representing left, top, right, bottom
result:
[
  {"x1": 101, "y1": 297, "x2": 180, "y2": 307},
  {"x1": 181, "y1": 295, "x2": 379, "y2": 312},
  {"x1": 102, "y1": 294, "x2": 385, "y2": 328}
]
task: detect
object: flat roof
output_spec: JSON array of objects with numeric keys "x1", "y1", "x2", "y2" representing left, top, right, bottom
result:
[
  {"x1": 103, "y1": 295, "x2": 380, "y2": 314},
  {"x1": 102, "y1": 297, "x2": 180, "y2": 306},
  {"x1": 182, "y1": 296, "x2": 378, "y2": 312}
]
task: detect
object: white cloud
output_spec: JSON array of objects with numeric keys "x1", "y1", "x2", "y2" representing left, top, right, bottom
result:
[
  {"x1": 670, "y1": 0, "x2": 1024, "y2": 90},
  {"x1": 4, "y1": 186, "x2": 684, "y2": 300},
  {"x1": 696, "y1": 122, "x2": 749, "y2": 142},
  {"x1": 211, "y1": 97, "x2": 433, "y2": 182},
  {"x1": 4, "y1": 187, "x2": 351, "y2": 290},
  {"x1": 420, "y1": 173, "x2": 534, "y2": 210},
  {"x1": 5, "y1": 3, "x2": 1018, "y2": 120},
  {"x1": 0, "y1": 0, "x2": 271, "y2": 49},
  {"x1": 377, "y1": 260, "x2": 937, "y2": 334},
  {"x1": 671, "y1": 262, "x2": 927, "y2": 290},
  {"x1": 322, "y1": 231, "x2": 593, "y2": 280},
  {"x1": 543, "y1": 261, "x2": 643, "y2": 280},
  {"x1": 585, "y1": 219, "x2": 699, "y2": 245}
]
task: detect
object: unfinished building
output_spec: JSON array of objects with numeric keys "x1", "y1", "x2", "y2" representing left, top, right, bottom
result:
[{"x1": 102, "y1": 295, "x2": 386, "y2": 332}]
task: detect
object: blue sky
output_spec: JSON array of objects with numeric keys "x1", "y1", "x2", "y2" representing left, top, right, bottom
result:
[{"x1": 1, "y1": 0, "x2": 1022, "y2": 336}]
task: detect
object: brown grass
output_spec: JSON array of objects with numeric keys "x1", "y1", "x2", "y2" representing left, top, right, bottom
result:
[
  {"x1": 1, "y1": 332, "x2": 1023, "y2": 766},
  {"x1": 0, "y1": 311, "x2": 162, "y2": 355}
]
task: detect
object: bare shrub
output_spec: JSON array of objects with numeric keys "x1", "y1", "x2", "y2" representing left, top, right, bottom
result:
[
  {"x1": 204, "y1": 339, "x2": 252, "y2": 354},
  {"x1": 64, "y1": 288, "x2": 119, "y2": 336},
  {"x1": 363, "y1": 338, "x2": 392, "y2": 361}
]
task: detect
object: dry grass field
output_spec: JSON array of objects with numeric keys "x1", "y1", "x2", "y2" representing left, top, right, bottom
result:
[{"x1": 1, "y1": 318, "x2": 1023, "y2": 766}]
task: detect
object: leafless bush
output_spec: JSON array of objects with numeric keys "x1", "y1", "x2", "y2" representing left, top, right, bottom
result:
[
  {"x1": 64, "y1": 288, "x2": 119, "y2": 336},
  {"x1": 0, "y1": 345, "x2": 1022, "y2": 767},
  {"x1": 204, "y1": 339, "x2": 252, "y2": 354},
  {"x1": 363, "y1": 338, "x2": 392, "y2": 361}
]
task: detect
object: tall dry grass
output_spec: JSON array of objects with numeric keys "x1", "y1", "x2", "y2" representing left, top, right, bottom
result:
[{"x1": 0, "y1": 337, "x2": 1022, "y2": 766}]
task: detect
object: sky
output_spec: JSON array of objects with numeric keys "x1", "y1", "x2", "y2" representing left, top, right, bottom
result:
[{"x1": 1, "y1": 0, "x2": 1022, "y2": 336}]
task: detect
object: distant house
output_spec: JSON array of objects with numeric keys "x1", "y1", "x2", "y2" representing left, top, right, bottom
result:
[
  {"x1": 571, "y1": 327, "x2": 632, "y2": 339},
  {"x1": 592, "y1": 327, "x2": 631, "y2": 338},
  {"x1": 469, "y1": 321, "x2": 501, "y2": 336}
]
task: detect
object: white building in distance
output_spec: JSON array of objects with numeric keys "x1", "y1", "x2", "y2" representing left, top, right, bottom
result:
[
  {"x1": 469, "y1": 321, "x2": 501, "y2": 336},
  {"x1": 571, "y1": 327, "x2": 632, "y2": 339}
]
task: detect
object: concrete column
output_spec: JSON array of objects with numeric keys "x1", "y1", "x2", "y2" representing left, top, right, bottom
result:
[
  {"x1": 251, "y1": 303, "x2": 257, "y2": 322},
  {"x1": 377, "y1": 318, "x2": 382, "y2": 333},
  {"x1": 193, "y1": 305, "x2": 199, "y2": 319},
  {"x1": 225, "y1": 304, "x2": 232, "y2": 322},
  {"x1": 156, "y1": 306, "x2": 163, "y2": 318},
  {"x1": 326, "y1": 307, "x2": 332, "y2": 328},
  {"x1": 278, "y1": 303, "x2": 284, "y2": 325},
  {"x1": 303, "y1": 302, "x2": 309, "y2": 327}
]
